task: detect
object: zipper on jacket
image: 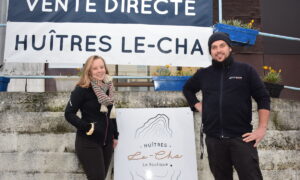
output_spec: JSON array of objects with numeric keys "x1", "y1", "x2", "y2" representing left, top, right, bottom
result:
[
  {"x1": 103, "y1": 113, "x2": 109, "y2": 146},
  {"x1": 219, "y1": 66, "x2": 225, "y2": 138}
]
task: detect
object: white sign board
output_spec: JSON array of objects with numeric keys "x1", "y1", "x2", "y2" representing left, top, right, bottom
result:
[{"x1": 115, "y1": 107, "x2": 198, "y2": 180}]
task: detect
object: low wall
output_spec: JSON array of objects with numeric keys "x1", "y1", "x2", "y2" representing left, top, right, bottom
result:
[{"x1": 0, "y1": 92, "x2": 299, "y2": 180}]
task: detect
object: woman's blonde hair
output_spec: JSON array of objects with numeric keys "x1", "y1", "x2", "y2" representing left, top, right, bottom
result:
[{"x1": 77, "y1": 55, "x2": 109, "y2": 88}]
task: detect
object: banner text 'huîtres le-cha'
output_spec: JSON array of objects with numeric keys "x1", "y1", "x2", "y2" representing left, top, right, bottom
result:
[{"x1": 5, "y1": 0, "x2": 212, "y2": 67}]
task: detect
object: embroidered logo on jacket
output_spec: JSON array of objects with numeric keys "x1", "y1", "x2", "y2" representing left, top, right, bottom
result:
[{"x1": 229, "y1": 76, "x2": 243, "y2": 80}]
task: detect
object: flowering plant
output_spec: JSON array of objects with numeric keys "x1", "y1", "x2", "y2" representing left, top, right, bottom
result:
[
  {"x1": 221, "y1": 19, "x2": 257, "y2": 30},
  {"x1": 262, "y1": 66, "x2": 282, "y2": 84},
  {"x1": 76, "y1": 68, "x2": 83, "y2": 76},
  {"x1": 154, "y1": 65, "x2": 172, "y2": 76},
  {"x1": 152, "y1": 65, "x2": 196, "y2": 76}
]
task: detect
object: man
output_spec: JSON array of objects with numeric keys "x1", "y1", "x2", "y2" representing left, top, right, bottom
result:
[{"x1": 183, "y1": 32, "x2": 270, "y2": 180}]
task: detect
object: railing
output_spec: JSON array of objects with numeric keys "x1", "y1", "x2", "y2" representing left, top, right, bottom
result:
[
  {"x1": 3, "y1": 75, "x2": 300, "y2": 91},
  {"x1": 258, "y1": 32, "x2": 300, "y2": 42},
  {"x1": 284, "y1": 86, "x2": 300, "y2": 91},
  {"x1": 3, "y1": 75, "x2": 154, "y2": 90},
  {"x1": 4, "y1": 75, "x2": 152, "y2": 79}
]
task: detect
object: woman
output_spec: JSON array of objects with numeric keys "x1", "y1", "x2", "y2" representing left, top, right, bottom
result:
[{"x1": 65, "y1": 55, "x2": 119, "y2": 180}]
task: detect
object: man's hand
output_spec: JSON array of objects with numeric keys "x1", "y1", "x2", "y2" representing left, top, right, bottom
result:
[
  {"x1": 243, "y1": 109, "x2": 270, "y2": 147},
  {"x1": 242, "y1": 127, "x2": 267, "y2": 147},
  {"x1": 194, "y1": 102, "x2": 202, "y2": 112}
]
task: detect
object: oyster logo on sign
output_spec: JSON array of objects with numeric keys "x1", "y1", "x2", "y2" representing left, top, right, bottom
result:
[{"x1": 135, "y1": 114, "x2": 173, "y2": 138}]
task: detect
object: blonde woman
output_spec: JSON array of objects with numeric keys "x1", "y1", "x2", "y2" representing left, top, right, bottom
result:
[{"x1": 65, "y1": 55, "x2": 119, "y2": 180}]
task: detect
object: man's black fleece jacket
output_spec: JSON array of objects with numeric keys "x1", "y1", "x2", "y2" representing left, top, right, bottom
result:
[
  {"x1": 183, "y1": 56, "x2": 270, "y2": 138},
  {"x1": 65, "y1": 86, "x2": 119, "y2": 146}
]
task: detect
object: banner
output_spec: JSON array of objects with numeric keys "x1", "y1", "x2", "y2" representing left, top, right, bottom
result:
[
  {"x1": 4, "y1": 0, "x2": 213, "y2": 67},
  {"x1": 115, "y1": 108, "x2": 198, "y2": 180}
]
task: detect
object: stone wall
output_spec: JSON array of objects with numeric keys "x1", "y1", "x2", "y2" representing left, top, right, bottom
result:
[{"x1": 0, "y1": 92, "x2": 299, "y2": 180}]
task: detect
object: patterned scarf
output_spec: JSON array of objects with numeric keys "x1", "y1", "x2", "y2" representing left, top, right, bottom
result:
[{"x1": 91, "y1": 75, "x2": 116, "y2": 119}]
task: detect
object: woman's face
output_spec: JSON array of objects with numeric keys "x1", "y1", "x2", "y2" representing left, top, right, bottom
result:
[{"x1": 90, "y1": 58, "x2": 106, "y2": 81}]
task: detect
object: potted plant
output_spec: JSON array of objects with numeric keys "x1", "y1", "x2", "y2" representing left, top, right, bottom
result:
[
  {"x1": 214, "y1": 19, "x2": 259, "y2": 46},
  {"x1": 262, "y1": 66, "x2": 284, "y2": 98},
  {"x1": 0, "y1": 77, "x2": 10, "y2": 92},
  {"x1": 152, "y1": 65, "x2": 195, "y2": 91}
]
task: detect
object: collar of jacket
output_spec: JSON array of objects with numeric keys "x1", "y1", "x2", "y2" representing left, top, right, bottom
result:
[{"x1": 212, "y1": 55, "x2": 234, "y2": 68}]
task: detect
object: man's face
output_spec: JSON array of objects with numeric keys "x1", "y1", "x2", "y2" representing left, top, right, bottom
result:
[{"x1": 210, "y1": 40, "x2": 232, "y2": 62}]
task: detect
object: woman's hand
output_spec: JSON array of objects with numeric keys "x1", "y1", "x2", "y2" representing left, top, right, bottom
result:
[
  {"x1": 113, "y1": 139, "x2": 118, "y2": 149},
  {"x1": 194, "y1": 102, "x2": 202, "y2": 112}
]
